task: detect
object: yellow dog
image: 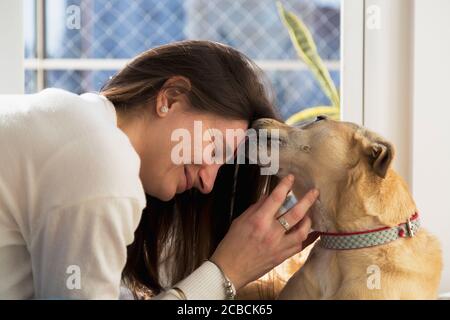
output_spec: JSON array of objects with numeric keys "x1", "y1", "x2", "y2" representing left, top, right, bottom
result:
[{"x1": 252, "y1": 116, "x2": 442, "y2": 300}]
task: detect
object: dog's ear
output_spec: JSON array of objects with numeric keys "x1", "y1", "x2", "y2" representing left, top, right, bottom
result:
[
  {"x1": 369, "y1": 141, "x2": 394, "y2": 178},
  {"x1": 355, "y1": 129, "x2": 395, "y2": 178}
]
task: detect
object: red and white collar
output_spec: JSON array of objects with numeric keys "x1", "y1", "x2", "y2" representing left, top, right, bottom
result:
[{"x1": 317, "y1": 213, "x2": 420, "y2": 250}]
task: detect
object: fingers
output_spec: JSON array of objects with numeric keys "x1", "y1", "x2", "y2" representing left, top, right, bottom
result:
[
  {"x1": 283, "y1": 228, "x2": 320, "y2": 262},
  {"x1": 302, "y1": 231, "x2": 321, "y2": 248},
  {"x1": 276, "y1": 189, "x2": 319, "y2": 230},
  {"x1": 258, "y1": 175, "x2": 294, "y2": 217},
  {"x1": 282, "y1": 224, "x2": 312, "y2": 258},
  {"x1": 282, "y1": 215, "x2": 312, "y2": 247}
]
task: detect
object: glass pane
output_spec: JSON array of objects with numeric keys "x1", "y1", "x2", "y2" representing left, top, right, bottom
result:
[
  {"x1": 45, "y1": 70, "x2": 117, "y2": 93},
  {"x1": 266, "y1": 70, "x2": 340, "y2": 120},
  {"x1": 24, "y1": 0, "x2": 36, "y2": 58},
  {"x1": 43, "y1": 69, "x2": 340, "y2": 121},
  {"x1": 35, "y1": 0, "x2": 341, "y2": 120},
  {"x1": 45, "y1": 0, "x2": 186, "y2": 58},
  {"x1": 185, "y1": 0, "x2": 340, "y2": 60},
  {"x1": 25, "y1": 70, "x2": 37, "y2": 93},
  {"x1": 44, "y1": 0, "x2": 339, "y2": 60}
]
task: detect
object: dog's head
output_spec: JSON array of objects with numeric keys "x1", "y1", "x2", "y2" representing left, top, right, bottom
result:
[{"x1": 252, "y1": 116, "x2": 399, "y2": 230}]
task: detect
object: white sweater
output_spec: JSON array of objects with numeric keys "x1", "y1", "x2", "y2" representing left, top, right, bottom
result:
[{"x1": 0, "y1": 88, "x2": 228, "y2": 300}]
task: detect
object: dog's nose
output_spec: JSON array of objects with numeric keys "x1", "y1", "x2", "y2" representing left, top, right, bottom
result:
[{"x1": 315, "y1": 115, "x2": 329, "y2": 122}]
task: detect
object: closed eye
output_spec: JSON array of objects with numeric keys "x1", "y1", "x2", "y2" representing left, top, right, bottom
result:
[
  {"x1": 300, "y1": 120, "x2": 316, "y2": 129},
  {"x1": 267, "y1": 134, "x2": 286, "y2": 146}
]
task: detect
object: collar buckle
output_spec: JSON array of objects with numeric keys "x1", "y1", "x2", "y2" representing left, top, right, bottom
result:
[{"x1": 406, "y1": 218, "x2": 415, "y2": 237}]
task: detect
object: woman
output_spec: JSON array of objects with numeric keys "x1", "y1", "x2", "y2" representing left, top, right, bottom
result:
[{"x1": 0, "y1": 40, "x2": 318, "y2": 299}]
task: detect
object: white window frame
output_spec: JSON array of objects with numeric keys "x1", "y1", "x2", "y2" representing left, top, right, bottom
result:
[
  {"x1": 341, "y1": 0, "x2": 364, "y2": 125},
  {"x1": 0, "y1": 0, "x2": 24, "y2": 94},
  {"x1": 363, "y1": 0, "x2": 414, "y2": 186},
  {"x1": 342, "y1": 0, "x2": 414, "y2": 186},
  {"x1": 342, "y1": 0, "x2": 414, "y2": 182}
]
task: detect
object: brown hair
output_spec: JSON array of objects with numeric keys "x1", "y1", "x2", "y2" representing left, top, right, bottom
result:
[{"x1": 101, "y1": 40, "x2": 280, "y2": 298}]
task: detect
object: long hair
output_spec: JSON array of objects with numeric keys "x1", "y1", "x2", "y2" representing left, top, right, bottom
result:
[{"x1": 101, "y1": 40, "x2": 280, "y2": 297}]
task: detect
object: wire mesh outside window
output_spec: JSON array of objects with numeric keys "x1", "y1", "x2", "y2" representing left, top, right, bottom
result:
[{"x1": 24, "y1": 0, "x2": 341, "y2": 120}]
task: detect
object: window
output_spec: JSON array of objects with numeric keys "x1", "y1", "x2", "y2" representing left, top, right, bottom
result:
[{"x1": 24, "y1": 0, "x2": 341, "y2": 120}]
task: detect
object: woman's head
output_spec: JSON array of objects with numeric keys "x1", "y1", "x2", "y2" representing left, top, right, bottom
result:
[
  {"x1": 102, "y1": 40, "x2": 277, "y2": 201},
  {"x1": 101, "y1": 40, "x2": 280, "y2": 297}
]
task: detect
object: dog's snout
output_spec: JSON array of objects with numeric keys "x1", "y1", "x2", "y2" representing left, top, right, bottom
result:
[{"x1": 251, "y1": 118, "x2": 276, "y2": 130}]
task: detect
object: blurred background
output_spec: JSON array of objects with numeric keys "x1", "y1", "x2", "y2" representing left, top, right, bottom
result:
[{"x1": 23, "y1": 0, "x2": 341, "y2": 121}]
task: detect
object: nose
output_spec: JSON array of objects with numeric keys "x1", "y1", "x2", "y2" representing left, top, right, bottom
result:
[
  {"x1": 315, "y1": 115, "x2": 329, "y2": 122},
  {"x1": 197, "y1": 164, "x2": 221, "y2": 194}
]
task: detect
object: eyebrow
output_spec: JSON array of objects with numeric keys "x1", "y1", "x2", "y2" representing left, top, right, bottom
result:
[{"x1": 207, "y1": 127, "x2": 245, "y2": 163}]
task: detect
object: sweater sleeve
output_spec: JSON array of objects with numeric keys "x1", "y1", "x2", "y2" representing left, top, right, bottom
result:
[
  {"x1": 30, "y1": 197, "x2": 142, "y2": 299},
  {"x1": 152, "y1": 261, "x2": 229, "y2": 300}
]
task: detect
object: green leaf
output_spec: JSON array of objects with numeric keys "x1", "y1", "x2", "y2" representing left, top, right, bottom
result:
[
  {"x1": 285, "y1": 106, "x2": 340, "y2": 126},
  {"x1": 277, "y1": 2, "x2": 340, "y2": 109}
]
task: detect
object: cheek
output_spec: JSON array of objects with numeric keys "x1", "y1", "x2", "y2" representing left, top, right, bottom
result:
[
  {"x1": 308, "y1": 147, "x2": 352, "y2": 182},
  {"x1": 311, "y1": 134, "x2": 348, "y2": 163},
  {"x1": 139, "y1": 157, "x2": 178, "y2": 193},
  {"x1": 164, "y1": 163, "x2": 183, "y2": 188}
]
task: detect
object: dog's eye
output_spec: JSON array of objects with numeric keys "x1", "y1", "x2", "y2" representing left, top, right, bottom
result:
[
  {"x1": 265, "y1": 134, "x2": 285, "y2": 147},
  {"x1": 272, "y1": 136, "x2": 286, "y2": 147}
]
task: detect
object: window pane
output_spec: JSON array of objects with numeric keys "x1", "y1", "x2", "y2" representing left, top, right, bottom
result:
[
  {"x1": 25, "y1": 70, "x2": 37, "y2": 93},
  {"x1": 24, "y1": 0, "x2": 36, "y2": 59},
  {"x1": 185, "y1": 0, "x2": 340, "y2": 60},
  {"x1": 266, "y1": 70, "x2": 340, "y2": 120},
  {"x1": 45, "y1": 70, "x2": 117, "y2": 93},
  {"x1": 45, "y1": 0, "x2": 186, "y2": 58},
  {"x1": 27, "y1": 0, "x2": 341, "y2": 120},
  {"x1": 44, "y1": 0, "x2": 339, "y2": 60}
]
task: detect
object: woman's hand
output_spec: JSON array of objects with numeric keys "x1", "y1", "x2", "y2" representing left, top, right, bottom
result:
[{"x1": 210, "y1": 175, "x2": 319, "y2": 291}]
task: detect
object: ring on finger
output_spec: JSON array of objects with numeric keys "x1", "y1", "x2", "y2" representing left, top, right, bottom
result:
[{"x1": 277, "y1": 216, "x2": 290, "y2": 232}]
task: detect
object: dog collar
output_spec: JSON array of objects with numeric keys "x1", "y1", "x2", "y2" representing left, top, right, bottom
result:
[{"x1": 317, "y1": 213, "x2": 420, "y2": 250}]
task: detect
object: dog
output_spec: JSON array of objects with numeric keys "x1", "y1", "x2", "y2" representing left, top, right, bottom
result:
[{"x1": 252, "y1": 116, "x2": 442, "y2": 299}]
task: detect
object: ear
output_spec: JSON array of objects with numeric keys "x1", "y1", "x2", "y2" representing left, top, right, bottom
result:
[
  {"x1": 368, "y1": 140, "x2": 395, "y2": 178},
  {"x1": 355, "y1": 128, "x2": 395, "y2": 178},
  {"x1": 155, "y1": 76, "x2": 191, "y2": 118}
]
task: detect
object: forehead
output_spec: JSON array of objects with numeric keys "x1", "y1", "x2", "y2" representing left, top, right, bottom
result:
[
  {"x1": 335, "y1": 121, "x2": 361, "y2": 135},
  {"x1": 203, "y1": 116, "x2": 249, "y2": 147},
  {"x1": 301, "y1": 119, "x2": 359, "y2": 132},
  {"x1": 293, "y1": 120, "x2": 360, "y2": 146},
  {"x1": 198, "y1": 113, "x2": 247, "y2": 130}
]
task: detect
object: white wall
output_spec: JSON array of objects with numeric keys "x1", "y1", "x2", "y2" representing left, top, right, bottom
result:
[
  {"x1": 364, "y1": 0, "x2": 414, "y2": 186},
  {"x1": 344, "y1": 0, "x2": 450, "y2": 293},
  {"x1": 0, "y1": 0, "x2": 24, "y2": 94},
  {"x1": 413, "y1": 0, "x2": 450, "y2": 293}
]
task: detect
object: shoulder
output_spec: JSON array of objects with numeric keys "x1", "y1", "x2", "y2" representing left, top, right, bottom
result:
[
  {"x1": 36, "y1": 114, "x2": 146, "y2": 214},
  {"x1": 0, "y1": 88, "x2": 146, "y2": 213},
  {"x1": 0, "y1": 88, "x2": 117, "y2": 141},
  {"x1": 38, "y1": 128, "x2": 146, "y2": 211},
  {"x1": 32, "y1": 88, "x2": 117, "y2": 133}
]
